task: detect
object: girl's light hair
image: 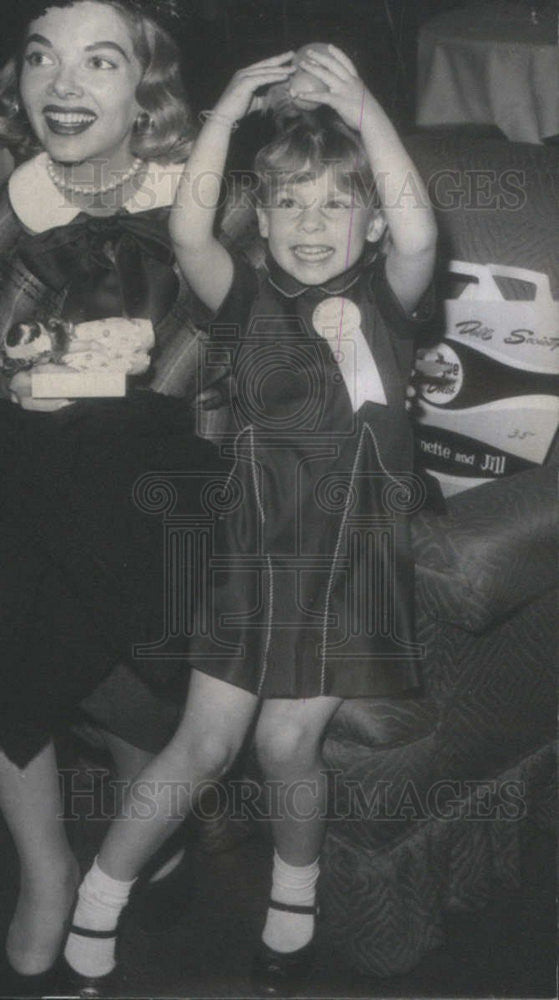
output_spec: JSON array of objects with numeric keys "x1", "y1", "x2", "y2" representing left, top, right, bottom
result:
[
  {"x1": 0, "y1": 0, "x2": 194, "y2": 163},
  {"x1": 254, "y1": 111, "x2": 377, "y2": 210}
]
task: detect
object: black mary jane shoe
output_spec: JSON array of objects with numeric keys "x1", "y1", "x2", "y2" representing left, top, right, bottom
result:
[
  {"x1": 2, "y1": 955, "x2": 64, "y2": 998},
  {"x1": 57, "y1": 958, "x2": 120, "y2": 999},
  {"x1": 250, "y1": 901, "x2": 318, "y2": 998},
  {"x1": 55, "y1": 925, "x2": 120, "y2": 999}
]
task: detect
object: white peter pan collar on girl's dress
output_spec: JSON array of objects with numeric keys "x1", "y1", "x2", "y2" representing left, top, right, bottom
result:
[{"x1": 8, "y1": 152, "x2": 185, "y2": 234}]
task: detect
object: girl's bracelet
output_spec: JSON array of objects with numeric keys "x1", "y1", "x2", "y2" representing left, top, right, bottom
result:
[{"x1": 198, "y1": 109, "x2": 239, "y2": 131}]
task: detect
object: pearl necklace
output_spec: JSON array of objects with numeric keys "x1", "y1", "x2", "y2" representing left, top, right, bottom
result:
[{"x1": 46, "y1": 156, "x2": 143, "y2": 196}]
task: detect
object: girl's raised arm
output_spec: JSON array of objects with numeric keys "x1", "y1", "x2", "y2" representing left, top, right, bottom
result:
[
  {"x1": 170, "y1": 54, "x2": 295, "y2": 313},
  {"x1": 294, "y1": 45, "x2": 437, "y2": 315}
]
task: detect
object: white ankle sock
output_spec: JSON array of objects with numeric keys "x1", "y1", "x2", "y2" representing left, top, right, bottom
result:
[
  {"x1": 64, "y1": 857, "x2": 136, "y2": 978},
  {"x1": 261, "y1": 851, "x2": 319, "y2": 954}
]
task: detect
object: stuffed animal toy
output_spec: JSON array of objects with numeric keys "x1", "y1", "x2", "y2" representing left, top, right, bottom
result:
[{"x1": 1, "y1": 316, "x2": 155, "y2": 378}]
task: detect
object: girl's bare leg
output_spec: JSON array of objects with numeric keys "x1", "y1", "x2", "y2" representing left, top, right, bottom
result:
[
  {"x1": 0, "y1": 742, "x2": 79, "y2": 974},
  {"x1": 64, "y1": 671, "x2": 257, "y2": 978},
  {"x1": 99, "y1": 671, "x2": 258, "y2": 878},
  {"x1": 101, "y1": 731, "x2": 154, "y2": 783},
  {"x1": 254, "y1": 696, "x2": 342, "y2": 953},
  {"x1": 101, "y1": 729, "x2": 183, "y2": 882}
]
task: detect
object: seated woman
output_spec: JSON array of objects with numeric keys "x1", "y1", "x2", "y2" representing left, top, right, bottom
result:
[{"x1": 0, "y1": 0, "x2": 221, "y2": 989}]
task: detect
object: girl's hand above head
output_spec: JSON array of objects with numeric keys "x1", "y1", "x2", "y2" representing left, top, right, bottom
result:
[
  {"x1": 296, "y1": 44, "x2": 374, "y2": 131},
  {"x1": 213, "y1": 53, "x2": 296, "y2": 125},
  {"x1": 9, "y1": 366, "x2": 72, "y2": 412}
]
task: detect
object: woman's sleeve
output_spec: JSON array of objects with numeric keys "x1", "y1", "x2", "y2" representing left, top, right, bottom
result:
[
  {"x1": 369, "y1": 252, "x2": 438, "y2": 342},
  {"x1": 0, "y1": 185, "x2": 22, "y2": 397},
  {"x1": 0, "y1": 184, "x2": 23, "y2": 255},
  {"x1": 150, "y1": 252, "x2": 258, "y2": 400}
]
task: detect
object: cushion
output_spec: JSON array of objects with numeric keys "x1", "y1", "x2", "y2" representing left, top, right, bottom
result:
[
  {"x1": 328, "y1": 695, "x2": 437, "y2": 749},
  {"x1": 412, "y1": 465, "x2": 558, "y2": 631}
]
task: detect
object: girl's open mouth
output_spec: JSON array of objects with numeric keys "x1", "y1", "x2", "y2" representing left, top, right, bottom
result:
[
  {"x1": 43, "y1": 106, "x2": 97, "y2": 135},
  {"x1": 291, "y1": 245, "x2": 334, "y2": 262}
]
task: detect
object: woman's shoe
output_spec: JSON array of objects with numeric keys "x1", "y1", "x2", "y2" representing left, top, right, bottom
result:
[
  {"x1": 250, "y1": 901, "x2": 318, "y2": 997},
  {"x1": 3, "y1": 887, "x2": 78, "y2": 998},
  {"x1": 2, "y1": 955, "x2": 63, "y2": 998}
]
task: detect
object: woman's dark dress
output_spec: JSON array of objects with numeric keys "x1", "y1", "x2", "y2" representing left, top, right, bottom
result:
[
  {"x1": 0, "y1": 156, "x2": 222, "y2": 766},
  {"x1": 188, "y1": 250, "x2": 432, "y2": 699}
]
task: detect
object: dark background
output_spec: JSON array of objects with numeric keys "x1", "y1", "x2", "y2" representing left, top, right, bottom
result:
[
  {"x1": 177, "y1": 0, "x2": 470, "y2": 125},
  {"x1": 1, "y1": 1, "x2": 538, "y2": 134}
]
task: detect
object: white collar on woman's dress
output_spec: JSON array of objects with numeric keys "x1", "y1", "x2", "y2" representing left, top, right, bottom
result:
[{"x1": 8, "y1": 152, "x2": 185, "y2": 234}]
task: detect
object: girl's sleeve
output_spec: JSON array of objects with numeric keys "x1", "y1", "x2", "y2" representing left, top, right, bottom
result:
[
  {"x1": 205, "y1": 251, "x2": 259, "y2": 339},
  {"x1": 197, "y1": 251, "x2": 259, "y2": 392}
]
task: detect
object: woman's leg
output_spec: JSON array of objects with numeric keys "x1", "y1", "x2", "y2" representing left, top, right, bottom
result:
[
  {"x1": 0, "y1": 742, "x2": 79, "y2": 974},
  {"x1": 254, "y1": 696, "x2": 342, "y2": 954},
  {"x1": 64, "y1": 671, "x2": 258, "y2": 978}
]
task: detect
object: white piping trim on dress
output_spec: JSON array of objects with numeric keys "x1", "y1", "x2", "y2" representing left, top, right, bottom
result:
[
  {"x1": 319, "y1": 421, "x2": 410, "y2": 695},
  {"x1": 226, "y1": 425, "x2": 274, "y2": 697},
  {"x1": 257, "y1": 552, "x2": 274, "y2": 699},
  {"x1": 245, "y1": 426, "x2": 274, "y2": 697},
  {"x1": 267, "y1": 269, "x2": 361, "y2": 300}
]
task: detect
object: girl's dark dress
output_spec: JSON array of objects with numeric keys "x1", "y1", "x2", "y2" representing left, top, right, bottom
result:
[
  {"x1": 189, "y1": 250, "x2": 432, "y2": 699},
  {"x1": 0, "y1": 155, "x2": 222, "y2": 766}
]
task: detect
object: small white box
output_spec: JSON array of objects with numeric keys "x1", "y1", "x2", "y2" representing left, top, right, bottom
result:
[{"x1": 32, "y1": 371, "x2": 126, "y2": 398}]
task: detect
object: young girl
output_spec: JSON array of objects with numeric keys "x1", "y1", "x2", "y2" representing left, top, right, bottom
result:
[{"x1": 65, "y1": 45, "x2": 437, "y2": 996}]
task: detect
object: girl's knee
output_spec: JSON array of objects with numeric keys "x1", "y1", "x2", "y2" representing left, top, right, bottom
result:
[
  {"x1": 168, "y1": 672, "x2": 255, "y2": 781},
  {"x1": 170, "y1": 728, "x2": 241, "y2": 782},
  {"x1": 255, "y1": 721, "x2": 319, "y2": 776}
]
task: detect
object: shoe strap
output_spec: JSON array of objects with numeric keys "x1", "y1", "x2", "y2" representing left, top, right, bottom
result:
[
  {"x1": 268, "y1": 899, "x2": 318, "y2": 916},
  {"x1": 69, "y1": 924, "x2": 117, "y2": 940}
]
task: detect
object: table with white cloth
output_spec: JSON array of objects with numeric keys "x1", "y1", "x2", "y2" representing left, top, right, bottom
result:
[{"x1": 416, "y1": 1, "x2": 559, "y2": 143}]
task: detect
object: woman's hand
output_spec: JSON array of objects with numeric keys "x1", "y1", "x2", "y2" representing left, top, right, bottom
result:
[
  {"x1": 213, "y1": 52, "x2": 296, "y2": 124},
  {"x1": 9, "y1": 365, "x2": 72, "y2": 412},
  {"x1": 295, "y1": 44, "x2": 374, "y2": 131}
]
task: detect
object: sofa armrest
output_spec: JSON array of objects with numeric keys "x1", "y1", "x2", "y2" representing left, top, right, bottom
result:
[
  {"x1": 412, "y1": 466, "x2": 558, "y2": 632},
  {"x1": 327, "y1": 695, "x2": 437, "y2": 750}
]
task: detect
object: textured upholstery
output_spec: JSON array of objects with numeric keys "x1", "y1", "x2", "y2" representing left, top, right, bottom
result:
[
  {"x1": 321, "y1": 574, "x2": 556, "y2": 975},
  {"x1": 328, "y1": 695, "x2": 437, "y2": 749},
  {"x1": 322, "y1": 743, "x2": 555, "y2": 977},
  {"x1": 406, "y1": 131, "x2": 559, "y2": 299},
  {"x1": 412, "y1": 465, "x2": 558, "y2": 631}
]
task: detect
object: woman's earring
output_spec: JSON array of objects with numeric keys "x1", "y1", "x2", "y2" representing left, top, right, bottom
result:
[{"x1": 135, "y1": 110, "x2": 154, "y2": 134}]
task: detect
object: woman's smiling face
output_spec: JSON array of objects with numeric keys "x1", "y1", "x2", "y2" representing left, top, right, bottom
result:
[{"x1": 19, "y1": 1, "x2": 143, "y2": 169}]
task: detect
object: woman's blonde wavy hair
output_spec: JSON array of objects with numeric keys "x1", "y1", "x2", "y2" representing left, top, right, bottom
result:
[{"x1": 0, "y1": 0, "x2": 194, "y2": 163}]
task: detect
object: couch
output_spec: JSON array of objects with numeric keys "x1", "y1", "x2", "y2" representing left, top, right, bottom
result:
[
  {"x1": 320, "y1": 463, "x2": 556, "y2": 975},
  {"x1": 317, "y1": 130, "x2": 558, "y2": 976}
]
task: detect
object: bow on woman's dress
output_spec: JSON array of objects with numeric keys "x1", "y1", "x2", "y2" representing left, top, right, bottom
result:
[{"x1": 16, "y1": 207, "x2": 178, "y2": 324}]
